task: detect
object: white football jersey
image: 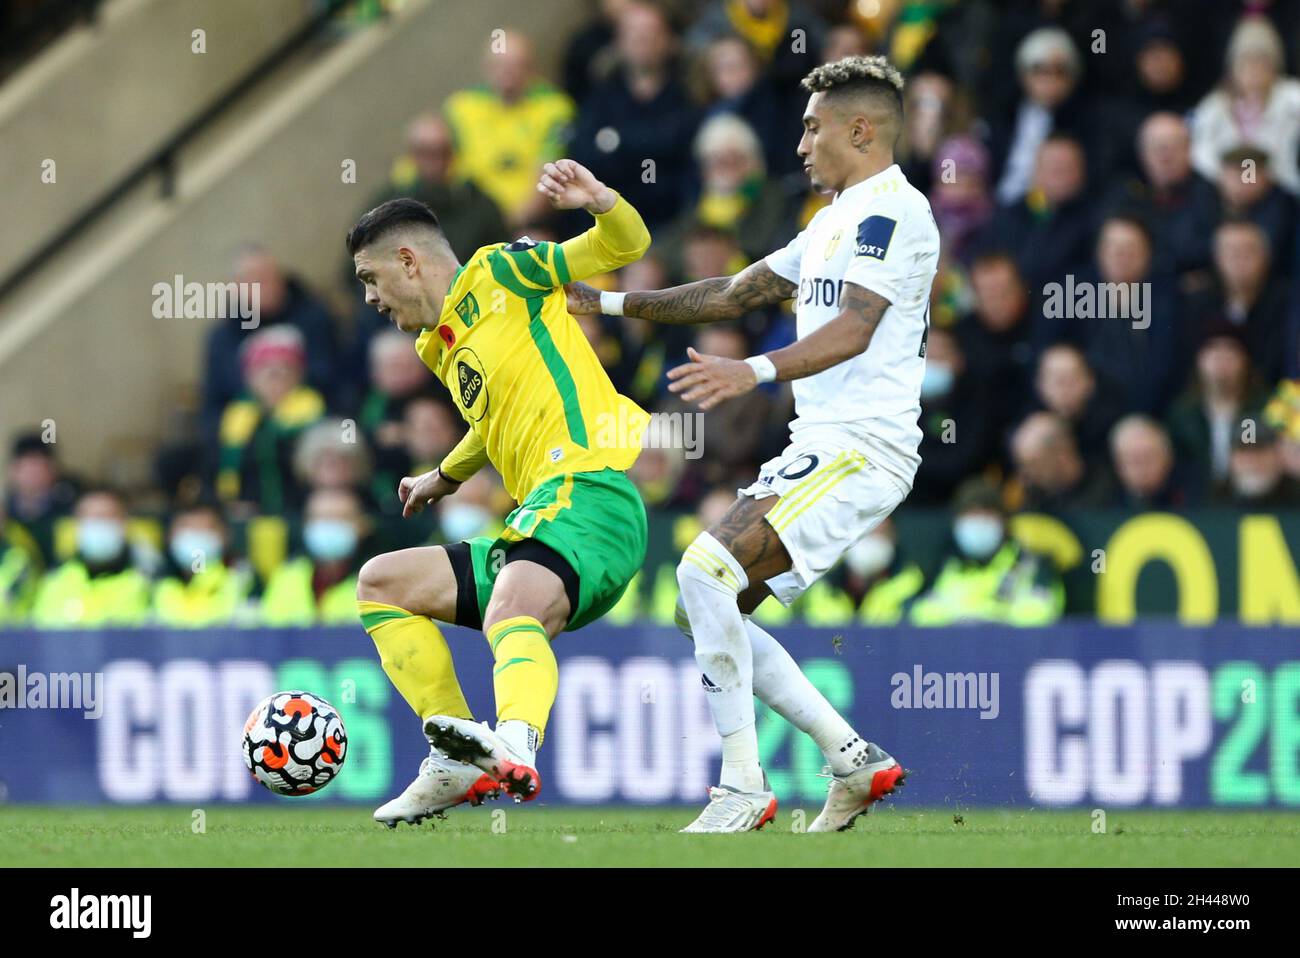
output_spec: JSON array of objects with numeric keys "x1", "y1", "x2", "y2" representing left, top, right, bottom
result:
[{"x1": 764, "y1": 163, "x2": 940, "y2": 487}]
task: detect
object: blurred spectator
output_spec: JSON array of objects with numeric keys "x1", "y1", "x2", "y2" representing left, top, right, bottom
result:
[
  {"x1": 1166, "y1": 324, "x2": 1270, "y2": 499},
  {"x1": 694, "y1": 33, "x2": 801, "y2": 176},
  {"x1": 435, "y1": 470, "x2": 503, "y2": 543},
  {"x1": 839, "y1": 518, "x2": 925, "y2": 625},
  {"x1": 357, "y1": 330, "x2": 436, "y2": 477},
  {"x1": 909, "y1": 478, "x2": 1064, "y2": 626},
  {"x1": 821, "y1": 21, "x2": 870, "y2": 63},
  {"x1": 1215, "y1": 147, "x2": 1296, "y2": 268},
  {"x1": 1226, "y1": 423, "x2": 1300, "y2": 506},
  {"x1": 991, "y1": 28, "x2": 1100, "y2": 204},
  {"x1": 4, "y1": 432, "x2": 77, "y2": 564},
  {"x1": 929, "y1": 135, "x2": 993, "y2": 264},
  {"x1": 1033, "y1": 343, "x2": 1122, "y2": 464},
  {"x1": 443, "y1": 30, "x2": 575, "y2": 227},
  {"x1": 1077, "y1": 214, "x2": 1183, "y2": 415},
  {"x1": 570, "y1": 0, "x2": 701, "y2": 228},
  {"x1": 614, "y1": 254, "x2": 693, "y2": 407},
  {"x1": 658, "y1": 325, "x2": 771, "y2": 489},
  {"x1": 293, "y1": 419, "x2": 375, "y2": 506},
  {"x1": 1191, "y1": 16, "x2": 1300, "y2": 197},
  {"x1": 658, "y1": 114, "x2": 791, "y2": 270},
  {"x1": 1110, "y1": 415, "x2": 1186, "y2": 509},
  {"x1": 401, "y1": 396, "x2": 464, "y2": 477},
  {"x1": 562, "y1": 0, "x2": 630, "y2": 105},
  {"x1": 685, "y1": 0, "x2": 826, "y2": 104},
  {"x1": 260, "y1": 488, "x2": 370, "y2": 626},
  {"x1": 0, "y1": 505, "x2": 38, "y2": 624},
  {"x1": 898, "y1": 71, "x2": 962, "y2": 197},
  {"x1": 30, "y1": 490, "x2": 151, "y2": 628},
  {"x1": 151, "y1": 502, "x2": 253, "y2": 627},
  {"x1": 374, "y1": 114, "x2": 508, "y2": 260},
  {"x1": 1104, "y1": 112, "x2": 1218, "y2": 277},
  {"x1": 982, "y1": 134, "x2": 1094, "y2": 292},
  {"x1": 216, "y1": 327, "x2": 326, "y2": 517},
  {"x1": 910, "y1": 327, "x2": 998, "y2": 506},
  {"x1": 202, "y1": 246, "x2": 338, "y2": 446},
  {"x1": 1010, "y1": 411, "x2": 1114, "y2": 512},
  {"x1": 1188, "y1": 219, "x2": 1290, "y2": 385},
  {"x1": 628, "y1": 413, "x2": 693, "y2": 509},
  {"x1": 958, "y1": 252, "x2": 1039, "y2": 447}
]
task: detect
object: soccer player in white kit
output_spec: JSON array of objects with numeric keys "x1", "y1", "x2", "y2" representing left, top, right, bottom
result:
[{"x1": 567, "y1": 55, "x2": 940, "y2": 832}]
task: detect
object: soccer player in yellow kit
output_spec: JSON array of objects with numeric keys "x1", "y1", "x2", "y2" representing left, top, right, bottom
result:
[{"x1": 350, "y1": 159, "x2": 651, "y2": 826}]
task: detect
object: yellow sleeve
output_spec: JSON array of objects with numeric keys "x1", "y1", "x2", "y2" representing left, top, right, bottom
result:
[
  {"x1": 484, "y1": 194, "x2": 651, "y2": 297},
  {"x1": 439, "y1": 429, "x2": 489, "y2": 483},
  {"x1": 557, "y1": 193, "x2": 651, "y2": 282}
]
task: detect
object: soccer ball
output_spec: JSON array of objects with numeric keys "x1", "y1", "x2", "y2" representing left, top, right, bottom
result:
[{"x1": 242, "y1": 690, "x2": 347, "y2": 796}]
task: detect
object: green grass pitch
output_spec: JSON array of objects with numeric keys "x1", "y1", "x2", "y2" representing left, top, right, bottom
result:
[{"x1": 1, "y1": 805, "x2": 1297, "y2": 867}]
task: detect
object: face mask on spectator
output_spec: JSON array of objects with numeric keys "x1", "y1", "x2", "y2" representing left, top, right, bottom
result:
[
  {"x1": 170, "y1": 530, "x2": 223, "y2": 570},
  {"x1": 953, "y1": 515, "x2": 1004, "y2": 560},
  {"x1": 304, "y1": 519, "x2": 358, "y2": 562},
  {"x1": 440, "y1": 504, "x2": 492, "y2": 542},
  {"x1": 78, "y1": 519, "x2": 126, "y2": 564},
  {"x1": 844, "y1": 533, "x2": 895, "y2": 578},
  {"x1": 920, "y1": 362, "x2": 954, "y2": 400},
  {"x1": 1231, "y1": 471, "x2": 1275, "y2": 499}
]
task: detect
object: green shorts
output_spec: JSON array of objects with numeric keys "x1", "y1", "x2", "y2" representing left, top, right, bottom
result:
[{"x1": 463, "y1": 468, "x2": 647, "y2": 631}]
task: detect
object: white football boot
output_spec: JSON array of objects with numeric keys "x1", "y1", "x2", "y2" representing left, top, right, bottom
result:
[
  {"x1": 373, "y1": 748, "x2": 502, "y2": 828},
  {"x1": 808, "y1": 742, "x2": 907, "y2": 832},
  {"x1": 680, "y1": 783, "x2": 778, "y2": 833},
  {"x1": 423, "y1": 715, "x2": 541, "y2": 802}
]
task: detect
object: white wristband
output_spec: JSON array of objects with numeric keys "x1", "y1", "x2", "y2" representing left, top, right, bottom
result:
[
  {"x1": 745, "y1": 355, "x2": 777, "y2": 383},
  {"x1": 599, "y1": 290, "x2": 626, "y2": 316}
]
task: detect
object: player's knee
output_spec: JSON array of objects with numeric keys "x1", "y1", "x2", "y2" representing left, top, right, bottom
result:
[
  {"x1": 357, "y1": 553, "x2": 402, "y2": 606},
  {"x1": 675, "y1": 532, "x2": 746, "y2": 599}
]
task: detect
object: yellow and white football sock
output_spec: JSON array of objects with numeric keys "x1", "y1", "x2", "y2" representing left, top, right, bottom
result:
[
  {"x1": 358, "y1": 600, "x2": 472, "y2": 721},
  {"x1": 486, "y1": 615, "x2": 557, "y2": 757}
]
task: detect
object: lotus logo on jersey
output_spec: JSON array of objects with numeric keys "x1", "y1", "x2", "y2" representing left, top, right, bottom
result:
[{"x1": 458, "y1": 362, "x2": 483, "y2": 407}]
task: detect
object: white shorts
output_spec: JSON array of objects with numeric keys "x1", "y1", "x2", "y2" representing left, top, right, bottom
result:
[{"x1": 738, "y1": 436, "x2": 910, "y2": 606}]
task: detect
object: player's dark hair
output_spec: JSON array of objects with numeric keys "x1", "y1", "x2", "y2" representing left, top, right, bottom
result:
[
  {"x1": 346, "y1": 198, "x2": 443, "y2": 255},
  {"x1": 801, "y1": 55, "x2": 905, "y2": 129}
]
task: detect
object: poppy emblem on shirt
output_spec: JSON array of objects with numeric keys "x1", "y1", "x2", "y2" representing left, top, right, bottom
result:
[{"x1": 438, "y1": 324, "x2": 456, "y2": 347}]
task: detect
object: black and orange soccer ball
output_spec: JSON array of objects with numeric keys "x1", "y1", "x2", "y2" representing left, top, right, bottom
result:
[{"x1": 242, "y1": 691, "x2": 347, "y2": 796}]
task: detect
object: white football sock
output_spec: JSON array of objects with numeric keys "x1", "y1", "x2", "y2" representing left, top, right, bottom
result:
[
  {"x1": 495, "y1": 719, "x2": 539, "y2": 766},
  {"x1": 743, "y1": 617, "x2": 869, "y2": 776},
  {"x1": 677, "y1": 533, "x2": 765, "y2": 793}
]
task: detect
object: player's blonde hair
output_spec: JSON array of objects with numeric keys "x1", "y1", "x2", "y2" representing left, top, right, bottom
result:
[{"x1": 801, "y1": 55, "x2": 905, "y2": 96}]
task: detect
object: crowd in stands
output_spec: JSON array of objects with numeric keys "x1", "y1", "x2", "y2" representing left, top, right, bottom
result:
[{"x1": 8, "y1": 0, "x2": 1300, "y2": 630}]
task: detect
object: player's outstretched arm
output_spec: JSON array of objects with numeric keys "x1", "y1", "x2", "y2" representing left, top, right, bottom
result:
[
  {"x1": 566, "y1": 259, "x2": 797, "y2": 325},
  {"x1": 537, "y1": 159, "x2": 651, "y2": 280},
  {"x1": 666, "y1": 282, "x2": 889, "y2": 411}
]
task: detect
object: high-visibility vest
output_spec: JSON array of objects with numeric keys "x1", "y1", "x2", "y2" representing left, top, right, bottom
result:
[
  {"x1": 908, "y1": 542, "x2": 1064, "y2": 627},
  {"x1": 859, "y1": 564, "x2": 926, "y2": 625},
  {"x1": 152, "y1": 564, "x2": 255, "y2": 627},
  {"x1": 0, "y1": 544, "x2": 35, "y2": 624},
  {"x1": 31, "y1": 560, "x2": 151, "y2": 628},
  {"x1": 259, "y1": 556, "x2": 358, "y2": 627}
]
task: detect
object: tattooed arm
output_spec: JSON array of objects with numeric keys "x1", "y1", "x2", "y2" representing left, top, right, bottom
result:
[
  {"x1": 666, "y1": 282, "x2": 890, "y2": 410},
  {"x1": 564, "y1": 260, "x2": 796, "y2": 325}
]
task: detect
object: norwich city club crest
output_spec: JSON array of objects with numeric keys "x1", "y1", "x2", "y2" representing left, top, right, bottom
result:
[{"x1": 454, "y1": 290, "x2": 479, "y2": 327}]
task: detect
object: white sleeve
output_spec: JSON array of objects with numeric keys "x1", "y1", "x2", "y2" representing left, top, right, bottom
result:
[
  {"x1": 763, "y1": 226, "x2": 809, "y2": 283},
  {"x1": 841, "y1": 205, "x2": 907, "y2": 304}
]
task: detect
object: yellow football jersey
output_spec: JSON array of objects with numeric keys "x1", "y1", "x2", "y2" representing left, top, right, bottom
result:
[{"x1": 415, "y1": 195, "x2": 652, "y2": 503}]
